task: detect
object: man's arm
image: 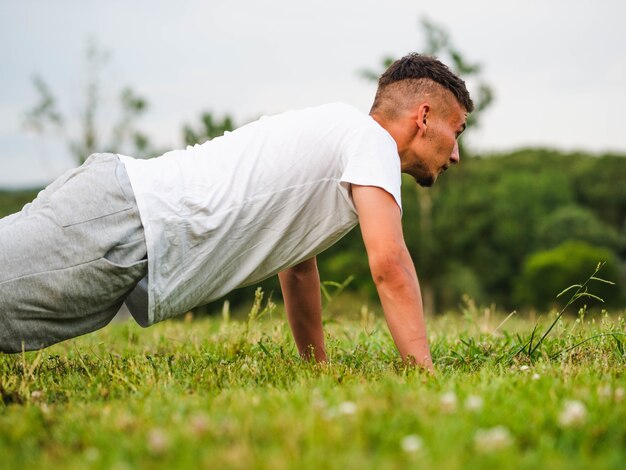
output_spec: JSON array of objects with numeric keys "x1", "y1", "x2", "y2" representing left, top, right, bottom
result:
[
  {"x1": 278, "y1": 257, "x2": 327, "y2": 362},
  {"x1": 352, "y1": 184, "x2": 434, "y2": 372}
]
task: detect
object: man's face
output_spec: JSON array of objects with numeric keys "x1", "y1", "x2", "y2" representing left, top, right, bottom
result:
[{"x1": 398, "y1": 98, "x2": 467, "y2": 187}]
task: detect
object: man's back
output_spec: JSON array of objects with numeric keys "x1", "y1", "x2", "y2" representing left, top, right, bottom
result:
[{"x1": 119, "y1": 102, "x2": 401, "y2": 325}]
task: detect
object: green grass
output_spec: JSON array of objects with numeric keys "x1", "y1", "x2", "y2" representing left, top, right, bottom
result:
[{"x1": 1, "y1": 300, "x2": 625, "y2": 470}]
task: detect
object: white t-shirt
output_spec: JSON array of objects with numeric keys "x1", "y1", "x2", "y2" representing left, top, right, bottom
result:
[{"x1": 119, "y1": 102, "x2": 401, "y2": 326}]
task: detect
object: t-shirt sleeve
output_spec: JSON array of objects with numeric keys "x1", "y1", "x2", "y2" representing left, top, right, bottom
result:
[{"x1": 339, "y1": 125, "x2": 402, "y2": 213}]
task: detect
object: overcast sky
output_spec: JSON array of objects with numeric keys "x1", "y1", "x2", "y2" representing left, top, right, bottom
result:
[{"x1": 1, "y1": 0, "x2": 625, "y2": 188}]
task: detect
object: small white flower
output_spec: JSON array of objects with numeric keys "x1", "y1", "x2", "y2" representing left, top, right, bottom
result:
[
  {"x1": 440, "y1": 392, "x2": 458, "y2": 413},
  {"x1": 400, "y1": 434, "x2": 423, "y2": 453},
  {"x1": 532, "y1": 373, "x2": 541, "y2": 381},
  {"x1": 597, "y1": 385, "x2": 612, "y2": 401},
  {"x1": 519, "y1": 365, "x2": 530, "y2": 372},
  {"x1": 84, "y1": 447, "x2": 100, "y2": 462},
  {"x1": 148, "y1": 428, "x2": 170, "y2": 454},
  {"x1": 312, "y1": 396, "x2": 327, "y2": 410},
  {"x1": 558, "y1": 400, "x2": 587, "y2": 427},
  {"x1": 464, "y1": 395, "x2": 483, "y2": 412},
  {"x1": 337, "y1": 401, "x2": 357, "y2": 415},
  {"x1": 474, "y1": 426, "x2": 513, "y2": 453},
  {"x1": 115, "y1": 412, "x2": 134, "y2": 431},
  {"x1": 30, "y1": 390, "x2": 44, "y2": 400},
  {"x1": 189, "y1": 413, "x2": 209, "y2": 436}
]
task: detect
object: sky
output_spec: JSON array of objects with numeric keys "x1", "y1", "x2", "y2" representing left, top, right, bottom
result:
[{"x1": 1, "y1": 0, "x2": 625, "y2": 188}]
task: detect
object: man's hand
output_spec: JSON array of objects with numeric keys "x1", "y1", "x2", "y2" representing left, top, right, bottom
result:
[
  {"x1": 278, "y1": 257, "x2": 327, "y2": 362},
  {"x1": 352, "y1": 184, "x2": 434, "y2": 372}
]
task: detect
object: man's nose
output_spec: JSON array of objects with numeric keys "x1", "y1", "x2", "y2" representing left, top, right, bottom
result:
[{"x1": 450, "y1": 141, "x2": 460, "y2": 164}]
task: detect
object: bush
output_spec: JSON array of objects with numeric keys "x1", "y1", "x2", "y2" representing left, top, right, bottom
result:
[
  {"x1": 535, "y1": 205, "x2": 622, "y2": 252},
  {"x1": 514, "y1": 241, "x2": 622, "y2": 310},
  {"x1": 0, "y1": 190, "x2": 39, "y2": 218}
]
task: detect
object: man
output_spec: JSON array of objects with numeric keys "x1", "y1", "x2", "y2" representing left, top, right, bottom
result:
[{"x1": 0, "y1": 53, "x2": 472, "y2": 371}]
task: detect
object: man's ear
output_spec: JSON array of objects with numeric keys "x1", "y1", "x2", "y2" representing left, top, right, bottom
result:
[{"x1": 415, "y1": 104, "x2": 430, "y2": 135}]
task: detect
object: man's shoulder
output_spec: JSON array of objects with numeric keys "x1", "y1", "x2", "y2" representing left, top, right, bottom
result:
[{"x1": 294, "y1": 102, "x2": 387, "y2": 137}]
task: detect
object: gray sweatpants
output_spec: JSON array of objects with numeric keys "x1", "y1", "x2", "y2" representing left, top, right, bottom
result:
[{"x1": 0, "y1": 153, "x2": 148, "y2": 353}]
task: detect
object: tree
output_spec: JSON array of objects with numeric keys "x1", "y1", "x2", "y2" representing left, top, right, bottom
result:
[
  {"x1": 182, "y1": 112, "x2": 236, "y2": 146},
  {"x1": 535, "y1": 206, "x2": 622, "y2": 253},
  {"x1": 427, "y1": 153, "x2": 575, "y2": 306},
  {"x1": 569, "y1": 154, "x2": 626, "y2": 232},
  {"x1": 23, "y1": 40, "x2": 154, "y2": 164},
  {"x1": 514, "y1": 241, "x2": 622, "y2": 310},
  {"x1": 108, "y1": 87, "x2": 151, "y2": 156},
  {"x1": 22, "y1": 76, "x2": 63, "y2": 135}
]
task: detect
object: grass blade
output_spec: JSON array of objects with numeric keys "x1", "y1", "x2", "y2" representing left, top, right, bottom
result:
[{"x1": 556, "y1": 284, "x2": 582, "y2": 298}]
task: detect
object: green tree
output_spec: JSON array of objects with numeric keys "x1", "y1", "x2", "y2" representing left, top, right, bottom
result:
[
  {"x1": 22, "y1": 76, "x2": 63, "y2": 134},
  {"x1": 569, "y1": 154, "x2": 626, "y2": 231},
  {"x1": 23, "y1": 40, "x2": 154, "y2": 164},
  {"x1": 182, "y1": 112, "x2": 236, "y2": 146},
  {"x1": 535, "y1": 205, "x2": 622, "y2": 253},
  {"x1": 514, "y1": 241, "x2": 622, "y2": 310},
  {"x1": 431, "y1": 154, "x2": 576, "y2": 307},
  {"x1": 108, "y1": 87, "x2": 151, "y2": 156}
]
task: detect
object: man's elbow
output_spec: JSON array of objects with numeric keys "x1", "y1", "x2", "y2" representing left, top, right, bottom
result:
[{"x1": 368, "y1": 252, "x2": 413, "y2": 288}]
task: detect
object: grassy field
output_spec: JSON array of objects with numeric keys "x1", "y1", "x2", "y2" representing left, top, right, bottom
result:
[{"x1": 1, "y1": 293, "x2": 625, "y2": 470}]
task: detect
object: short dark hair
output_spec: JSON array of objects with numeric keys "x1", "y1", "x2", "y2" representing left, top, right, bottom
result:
[{"x1": 372, "y1": 53, "x2": 474, "y2": 113}]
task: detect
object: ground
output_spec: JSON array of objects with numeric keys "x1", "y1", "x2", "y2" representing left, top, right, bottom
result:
[{"x1": 1, "y1": 294, "x2": 625, "y2": 469}]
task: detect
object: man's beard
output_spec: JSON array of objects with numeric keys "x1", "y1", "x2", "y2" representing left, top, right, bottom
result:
[
  {"x1": 408, "y1": 160, "x2": 436, "y2": 187},
  {"x1": 416, "y1": 174, "x2": 435, "y2": 187}
]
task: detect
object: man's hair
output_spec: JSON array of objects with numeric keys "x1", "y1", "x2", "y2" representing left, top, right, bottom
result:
[{"x1": 371, "y1": 53, "x2": 474, "y2": 116}]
